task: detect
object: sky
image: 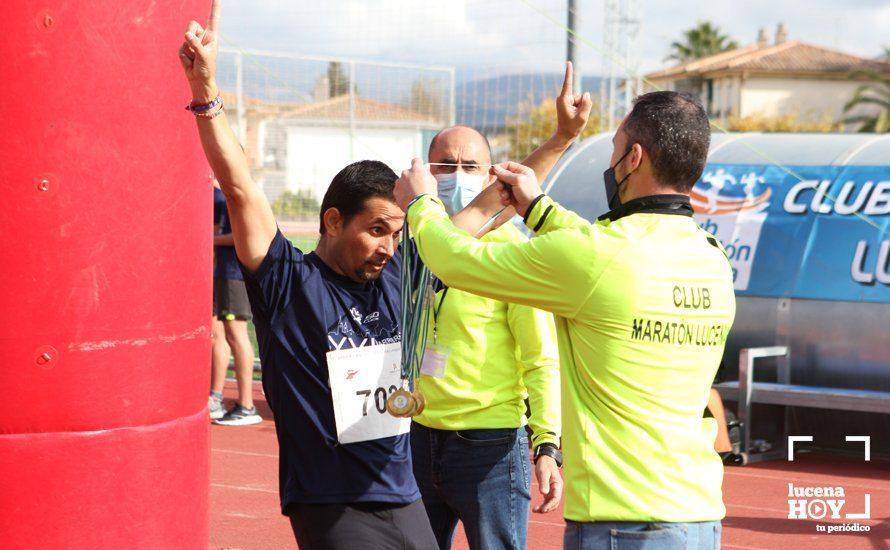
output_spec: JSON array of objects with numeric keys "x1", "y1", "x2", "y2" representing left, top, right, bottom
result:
[{"x1": 216, "y1": 0, "x2": 890, "y2": 80}]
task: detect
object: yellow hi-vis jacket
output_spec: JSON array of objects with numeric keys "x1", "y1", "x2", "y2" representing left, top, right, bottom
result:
[
  {"x1": 408, "y1": 193, "x2": 736, "y2": 523},
  {"x1": 413, "y1": 222, "x2": 560, "y2": 449}
]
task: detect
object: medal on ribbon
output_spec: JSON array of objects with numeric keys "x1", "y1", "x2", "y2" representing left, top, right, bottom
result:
[{"x1": 386, "y1": 224, "x2": 430, "y2": 418}]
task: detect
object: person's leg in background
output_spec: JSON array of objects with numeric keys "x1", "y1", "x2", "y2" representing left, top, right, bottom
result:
[
  {"x1": 209, "y1": 315, "x2": 229, "y2": 419},
  {"x1": 209, "y1": 277, "x2": 230, "y2": 420},
  {"x1": 223, "y1": 317, "x2": 255, "y2": 410},
  {"x1": 214, "y1": 278, "x2": 262, "y2": 426}
]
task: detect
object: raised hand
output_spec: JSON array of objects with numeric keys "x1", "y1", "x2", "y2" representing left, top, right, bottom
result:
[
  {"x1": 178, "y1": 0, "x2": 221, "y2": 102},
  {"x1": 555, "y1": 61, "x2": 593, "y2": 143}
]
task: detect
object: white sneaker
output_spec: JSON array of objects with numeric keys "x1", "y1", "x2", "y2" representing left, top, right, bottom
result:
[{"x1": 213, "y1": 404, "x2": 262, "y2": 426}]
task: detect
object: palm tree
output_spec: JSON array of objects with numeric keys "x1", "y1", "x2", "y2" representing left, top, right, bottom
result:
[
  {"x1": 843, "y1": 70, "x2": 890, "y2": 133},
  {"x1": 667, "y1": 22, "x2": 738, "y2": 63}
]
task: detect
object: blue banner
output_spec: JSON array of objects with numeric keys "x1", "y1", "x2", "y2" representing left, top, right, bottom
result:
[{"x1": 691, "y1": 164, "x2": 890, "y2": 303}]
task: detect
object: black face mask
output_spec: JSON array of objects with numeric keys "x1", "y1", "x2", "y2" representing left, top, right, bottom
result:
[{"x1": 603, "y1": 147, "x2": 634, "y2": 211}]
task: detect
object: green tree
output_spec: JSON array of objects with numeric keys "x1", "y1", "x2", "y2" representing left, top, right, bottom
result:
[
  {"x1": 327, "y1": 61, "x2": 351, "y2": 97},
  {"x1": 843, "y1": 70, "x2": 890, "y2": 133},
  {"x1": 506, "y1": 97, "x2": 603, "y2": 161},
  {"x1": 271, "y1": 190, "x2": 320, "y2": 220},
  {"x1": 667, "y1": 22, "x2": 738, "y2": 63}
]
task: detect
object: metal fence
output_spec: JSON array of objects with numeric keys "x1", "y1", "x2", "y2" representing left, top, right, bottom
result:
[{"x1": 218, "y1": 48, "x2": 455, "y2": 218}]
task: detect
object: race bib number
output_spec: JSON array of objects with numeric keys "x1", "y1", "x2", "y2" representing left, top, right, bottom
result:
[{"x1": 327, "y1": 343, "x2": 410, "y2": 444}]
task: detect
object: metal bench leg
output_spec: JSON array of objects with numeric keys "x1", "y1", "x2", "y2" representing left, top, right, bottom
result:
[
  {"x1": 778, "y1": 354, "x2": 790, "y2": 460},
  {"x1": 735, "y1": 346, "x2": 790, "y2": 463},
  {"x1": 738, "y1": 348, "x2": 754, "y2": 454}
]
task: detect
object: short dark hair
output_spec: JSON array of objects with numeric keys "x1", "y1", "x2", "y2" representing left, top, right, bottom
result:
[
  {"x1": 428, "y1": 125, "x2": 493, "y2": 160},
  {"x1": 622, "y1": 91, "x2": 711, "y2": 193},
  {"x1": 318, "y1": 160, "x2": 398, "y2": 234}
]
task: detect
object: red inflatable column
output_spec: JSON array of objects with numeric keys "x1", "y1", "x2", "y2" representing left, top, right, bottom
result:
[{"x1": 0, "y1": 2, "x2": 210, "y2": 547}]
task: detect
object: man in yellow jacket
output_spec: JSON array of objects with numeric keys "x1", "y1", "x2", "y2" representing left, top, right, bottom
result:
[
  {"x1": 395, "y1": 91, "x2": 736, "y2": 549},
  {"x1": 412, "y1": 63, "x2": 592, "y2": 550}
]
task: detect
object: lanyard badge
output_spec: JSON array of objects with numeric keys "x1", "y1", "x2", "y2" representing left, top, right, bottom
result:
[{"x1": 422, "y1": 284, "x2": 450, "y2": 379}]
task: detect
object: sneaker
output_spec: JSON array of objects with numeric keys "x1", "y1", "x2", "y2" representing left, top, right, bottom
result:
[
  {"x1": 208, "y1": 395, "x2": 226, "y2": 420},
  {"x1": 213, "y1": 404, "x2": 262, "y2": 426}
]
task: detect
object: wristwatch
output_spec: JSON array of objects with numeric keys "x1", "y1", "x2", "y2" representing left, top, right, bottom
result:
[{"x1": 533, "y1": 443, "x2": 563, "y2": 468}]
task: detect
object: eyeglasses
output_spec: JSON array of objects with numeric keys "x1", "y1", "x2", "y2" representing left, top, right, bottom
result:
[{"x1": 428, "y1": 162, "x2": 492, "y2": 175}]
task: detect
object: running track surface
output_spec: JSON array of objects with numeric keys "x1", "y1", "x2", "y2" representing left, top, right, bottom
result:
[{"x1": 211, "y1": 382, "x2": 890, "y2": 549}]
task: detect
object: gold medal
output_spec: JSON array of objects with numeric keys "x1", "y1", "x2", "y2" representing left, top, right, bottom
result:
[
  {"x1": 386, "y1": 388, "x2": 416, "y2": 417},
  {"x1": 412, "y1": 390, "x2": 425, "y2": 415}
]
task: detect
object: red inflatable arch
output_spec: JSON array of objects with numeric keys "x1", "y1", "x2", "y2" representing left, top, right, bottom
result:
[{"x1": 1, "y1": 2, "x2": 210, "y2": 547}]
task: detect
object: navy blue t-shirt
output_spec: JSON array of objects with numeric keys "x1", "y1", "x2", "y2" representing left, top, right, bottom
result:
[
  {"x1": 241, "y1": 230, "x2": 418, "y2": 511},
  {"x1": 213, "y1": 187, "x2": 226, "y2": 226},
  {"x1": 213, "y1": 188, "x2": 244, "y2": 281}
]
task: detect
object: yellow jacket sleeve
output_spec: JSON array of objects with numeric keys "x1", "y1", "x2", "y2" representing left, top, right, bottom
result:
[{"x1": 408, "y1": 195, "x2": 599, "y2": 319}]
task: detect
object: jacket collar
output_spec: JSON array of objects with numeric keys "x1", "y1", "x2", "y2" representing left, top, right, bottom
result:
[{"x1": 598, "y1": 194, "x2": 694, "y2": 222}]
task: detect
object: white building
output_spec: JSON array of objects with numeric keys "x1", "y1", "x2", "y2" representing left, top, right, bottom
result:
[
  {"x1": 645, "y1": 25, "x2": 890, "y2": 128},
  {"x1": 228, "y1": 93, "x2": 442, "y2": 204}
]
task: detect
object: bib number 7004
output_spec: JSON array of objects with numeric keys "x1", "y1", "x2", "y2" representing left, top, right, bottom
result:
[{"x1": 356, "y1": 385, "x2": 399, "y2": 416}]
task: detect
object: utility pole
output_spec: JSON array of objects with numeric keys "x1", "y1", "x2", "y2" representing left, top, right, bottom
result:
[
  {"x1": 601, "y1": 0, "x2": 641, "y2": 130},
  {"x1": 567, "y1": 0, "x2": 581, "y2": 94}
]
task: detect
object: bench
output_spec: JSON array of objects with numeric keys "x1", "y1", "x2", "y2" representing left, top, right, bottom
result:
[{"x1": 713, "y1": 346, "x2": 890, "y2": 463}]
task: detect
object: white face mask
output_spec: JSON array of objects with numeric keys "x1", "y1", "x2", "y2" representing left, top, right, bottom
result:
[{"x1": 435, "y1": 172, "x2": 487, "y2": 215}]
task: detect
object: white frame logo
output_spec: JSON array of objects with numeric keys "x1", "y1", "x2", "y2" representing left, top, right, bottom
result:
[{"x1": 786, "y1": 436, "x2": 872, "y2": 533}]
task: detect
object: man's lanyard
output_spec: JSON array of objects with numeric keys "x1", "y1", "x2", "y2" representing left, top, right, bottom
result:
[{"x1": 432, "y1": 287, "x2": 450, "y2": 344}]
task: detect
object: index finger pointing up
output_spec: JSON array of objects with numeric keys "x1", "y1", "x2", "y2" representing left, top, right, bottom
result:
[
  {"x1": 207, "y1": 0, "x2": 221, "y2": 32},
  {"x1": 560, "y1": 61, "x2": 573, "y2": 98}
]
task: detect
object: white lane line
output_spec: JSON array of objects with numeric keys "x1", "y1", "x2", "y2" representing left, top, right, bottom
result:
[
  {"x1": 210, "y1": 482, "x2": 277, "y2": 494},
  {"x1": 528, "y1": 519, "x2": 565, "y2": 527},
  {"x1": 212, "y1": 448, "x2": 278, "y2": 458}
]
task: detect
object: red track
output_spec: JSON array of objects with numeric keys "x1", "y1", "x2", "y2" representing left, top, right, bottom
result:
[{"x1": 211, "y1": 382, "x2": 889, "y2": 549}]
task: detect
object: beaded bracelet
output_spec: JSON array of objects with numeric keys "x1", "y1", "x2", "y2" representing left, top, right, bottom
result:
[
  {"x1": 185, "y1": 95, "x2": 222, "y2": 113},
  {"x1": 194, "y1": 103, "x2": 225, "y2": 119}
]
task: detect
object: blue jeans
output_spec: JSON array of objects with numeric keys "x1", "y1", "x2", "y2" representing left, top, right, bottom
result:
[
  {"x1": 410, "y1": 423, "x2": 531, "y2": 550},
  {"x1": 564, "y1": 520, "x2": 722, "y2": 550}
]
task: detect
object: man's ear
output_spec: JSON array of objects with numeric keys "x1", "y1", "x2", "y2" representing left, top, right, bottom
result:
[
  {"x1": 322, "y1": 207, "x2": 343, "y2": 236},
  {"x1": 629, "y1": 143, "x2": 645, "y2": 172}
]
